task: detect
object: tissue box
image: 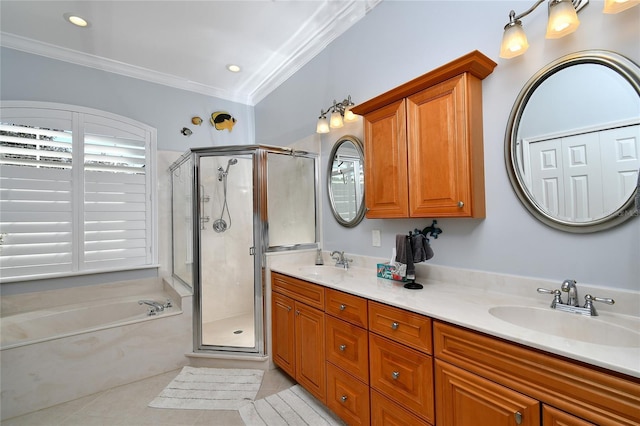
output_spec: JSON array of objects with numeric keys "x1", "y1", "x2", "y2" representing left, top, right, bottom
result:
[{"x1": 376, "y1": 263, "x2": 406, "y2": 282}]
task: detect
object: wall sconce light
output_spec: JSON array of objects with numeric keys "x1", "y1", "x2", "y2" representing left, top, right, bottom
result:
[{"x1": 316, "y1": 96, "x2": 358, "y2": 134}]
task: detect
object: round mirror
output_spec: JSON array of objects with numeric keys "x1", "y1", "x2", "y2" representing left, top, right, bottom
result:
[
  {"x1": 328, "y1": 135, "x2": 366, "y2": 227},
  {"x1": 505, "y1": 50, "x2": 640, "y2": 233}
]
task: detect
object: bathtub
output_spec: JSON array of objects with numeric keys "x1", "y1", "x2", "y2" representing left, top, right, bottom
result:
[
  {"x1": 0, "y1": 277, "x2": 193, "y2": 420},
  {"x1": 1, "y1": 295, "x2": 178, "y2": 349}
]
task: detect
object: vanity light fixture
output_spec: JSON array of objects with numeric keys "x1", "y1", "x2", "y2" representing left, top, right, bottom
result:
[
  {"x1": 603, "y1": 0, "x2": 640, "y2": 13},
  {"x1": 500, "y1": 0, "x2": 588, "y2": 59},
  {"x1": 315, "y1": 95, "x2": 358, "y2": 134}
]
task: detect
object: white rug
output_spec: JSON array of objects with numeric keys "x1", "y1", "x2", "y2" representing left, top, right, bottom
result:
[
  {"x1": 149, "y1": 366, "x2": 264, "y2": 410},
  {"x1": 239, "y1": 385, "x2": 346, "y2": 426}
]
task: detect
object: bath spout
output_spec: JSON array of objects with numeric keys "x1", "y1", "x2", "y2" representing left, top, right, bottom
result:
[{"x1": 138, "y1": 300, "x2": 165, "y2": 315}]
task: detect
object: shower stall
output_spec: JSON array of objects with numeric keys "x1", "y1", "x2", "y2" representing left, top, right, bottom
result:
[{"x1": 170, "y1": 145, "x2": 318, "y2": 355}]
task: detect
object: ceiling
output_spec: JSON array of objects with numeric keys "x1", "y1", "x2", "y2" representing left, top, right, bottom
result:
[{"x1": 0, "y1": 0, "x2": 380, "y2": 105}]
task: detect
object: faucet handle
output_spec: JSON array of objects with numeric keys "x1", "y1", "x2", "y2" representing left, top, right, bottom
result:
[
  {"x1": 583, "y1": 294, "x2": 615, "y2": 316},
  {"x1": 537, "y1": 288, "x2": 563, "y2": 308}
]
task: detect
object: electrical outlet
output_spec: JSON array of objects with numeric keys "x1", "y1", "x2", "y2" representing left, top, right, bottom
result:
[{"x1": 372, "y1": 229, "x2": 381, "y2": 247}]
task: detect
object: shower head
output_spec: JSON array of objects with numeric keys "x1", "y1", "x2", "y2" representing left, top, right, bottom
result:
[{"x1": 224, "y1": 158, "x2": 238, "y2": 174}]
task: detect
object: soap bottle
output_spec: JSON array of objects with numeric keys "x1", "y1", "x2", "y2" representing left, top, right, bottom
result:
[{"x1": 315, "y1": 248, "x2": 324, "y2": 265}]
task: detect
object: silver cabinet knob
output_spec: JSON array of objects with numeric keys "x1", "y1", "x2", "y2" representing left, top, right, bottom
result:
[
  {"x1": 515, "y1": 411, "x2": 523, "y2": 425},
  {"x1": 339, "y1": 344, "x2": 346, "y2": 352},
  {"x1": 457, "y1": 201, "x2": 464, "y2": 208},
  {"x1": 391, "y1": 322, "x2": 399, "y2": 330},
  {"x1": 392, "y1": 371, "x2": 400, "y2": 380},
  {"x1": 341, "y1": 395, "x2": 348, "y2": 402},
  {"x1": 339, "y1": 304, "x2": 346, "y2": 311}
]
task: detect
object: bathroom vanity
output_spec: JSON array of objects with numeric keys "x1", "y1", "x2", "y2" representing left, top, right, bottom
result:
[{"x1": 270, "y1": 265, "x2": 640, "y2": 426}]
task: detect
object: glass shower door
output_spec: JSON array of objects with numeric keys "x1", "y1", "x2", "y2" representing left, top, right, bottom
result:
[{"x1": 196, "y1": 153, "x2": 258, "y2": 351}]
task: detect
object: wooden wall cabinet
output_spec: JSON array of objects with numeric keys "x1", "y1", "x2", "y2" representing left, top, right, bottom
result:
[
  {"x1": 351, "y1": 50, "x2": 497, "y2": 219},
  {"x1": 271, "y1": 272, "x2": 326, "y2": 403}
]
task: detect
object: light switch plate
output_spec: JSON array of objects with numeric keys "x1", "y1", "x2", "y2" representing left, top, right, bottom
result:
[{"x1": 372, "y1": 229, "x2": 381, "y2": 247}]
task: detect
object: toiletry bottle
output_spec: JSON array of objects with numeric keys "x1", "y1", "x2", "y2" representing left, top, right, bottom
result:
[{"x1": 315, "y1": 248, "x2": 324, "y2": 265}]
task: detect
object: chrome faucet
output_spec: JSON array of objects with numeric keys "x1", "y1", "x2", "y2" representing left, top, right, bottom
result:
[
  {"x1": 138, "y1": 300, "x2": 165, "y2": 315},
  {"x1": 537, "y1": 279, "x2": 615, "y2": 316},
  {"x1": 330, "y1": 250, "x2": 352, "y2": 270},
  {"x1": 561, "y1": 279, "x2": 579, "y2": 307}
]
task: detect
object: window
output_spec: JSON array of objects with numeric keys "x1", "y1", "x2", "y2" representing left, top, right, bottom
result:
[{"x1": 0, "y1": 102, "x2": 157, "y2": 282}]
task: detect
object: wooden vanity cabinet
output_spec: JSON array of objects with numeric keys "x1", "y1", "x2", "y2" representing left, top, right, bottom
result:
[
  {"x1": 351, "y1": 50, "x2": 496, "y2": 219},
  {"x1": 271, "y1": 272, "x2": 326, "y2": 403},
  {"x1": 433, "y1": 321, "x2": 640, "y2": 426}
]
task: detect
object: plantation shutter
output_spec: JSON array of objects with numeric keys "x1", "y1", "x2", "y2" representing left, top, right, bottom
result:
[
  {"x1": 0, "y1": 103, "x2": 156, "y2": 282},
  {"x1": 0, "y1": 109, "x2": 75, "y2": 279},
  {"x1": 83, "y1": 114, "x2": 152, "y2": 270}
]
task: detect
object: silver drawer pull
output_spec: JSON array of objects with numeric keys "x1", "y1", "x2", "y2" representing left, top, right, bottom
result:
[
  {"x1": 339, "y1": 304, "x2": 346, "y2": 311},
  {"x1": 457, "y1": 200, "x2": 464, "y2": 208},
  {"x1": 339, "y1": 344, "x2": 347, "y2": 352},
  {"x1": 391, "y1": 322, "x2": 399, "y2": 330},
  {"x1": 341, "y1": 395, "x2": 348, "y2": 402},
  {"x1": 515, "y1": 411, "x2": 522, "y2": 425},
  {"x1": 392, "y1": 371, "x2": 400, "y2": 380}
]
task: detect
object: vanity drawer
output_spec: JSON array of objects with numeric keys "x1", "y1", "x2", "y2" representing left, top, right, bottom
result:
[
  {"x1": 369, "y1": 333, "x2": 435, "y2": 423},
  {"x1": 368, "y1": 300, "x2": 432, "y2": 354},
  {"x1": 326, "y1": 315, "x2": 369, "y2": 383},
  {"x1": 371, "y1": 389, "x2": 432, "y2": 426},
  {"x1": 325, "y1": 288, "x2": 368, "y2": 328},
  {"x1": 271, "y1": 272, "x2": 324, "y2": 310},
  {"x1": 326, "y1": 362, "x2": 370, "y2": 426}
]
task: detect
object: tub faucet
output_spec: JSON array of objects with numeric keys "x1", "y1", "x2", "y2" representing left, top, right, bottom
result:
[
  {"x1": 330, "y1": 250, "x2": 352, "y2": 270},
  {"x1": 561, "y1": 279, "x2": 579, "y2": 307},
  {"x1": 138, "y1": 300, "x2": 165, "y2": 315}
]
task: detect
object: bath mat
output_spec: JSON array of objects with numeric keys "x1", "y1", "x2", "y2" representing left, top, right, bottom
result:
[
  {"x1": 149, "y1": 366, "x2": 264, "y2": 410},
  {"x1": 239, "y1": 384, "x2": 346, "y2": 426}
]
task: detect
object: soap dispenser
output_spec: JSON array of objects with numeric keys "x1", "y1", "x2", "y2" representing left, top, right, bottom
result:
[{"x1": 315, "y1": 248, "x2": 324, "y2": 265}]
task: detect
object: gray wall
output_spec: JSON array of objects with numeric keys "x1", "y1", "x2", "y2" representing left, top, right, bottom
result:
[
  {"x1": 256, "y1": 0, "x2": 640, "y2": 291},
  {"x1": 0, "y1": 47, "x2": 255, "y2": 151}
]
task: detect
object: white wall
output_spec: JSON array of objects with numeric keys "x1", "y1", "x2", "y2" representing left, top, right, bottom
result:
[{"x1": 255, "y1": 1, "x2": 640, "y2": 291}]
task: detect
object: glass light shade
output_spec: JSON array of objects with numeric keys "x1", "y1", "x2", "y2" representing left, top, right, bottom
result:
[
  {"x1": 343, "y1": 106, "x2": 357, "y2": 122},
  {"x1": 316, "y1": 117, "x2": 330, "y2": 134},
  {"x1": 603, "y1": 0, "x2": 640, "y2": 13},
  {"x1": 546, "y1": 0, "x2": 580, "y2": 39},
  {"x1": 500, "y1": 23, "x2": 529, "y2": 59},
  {"x1": 329, "y1": 111, "x2": 344, "y2": 128}
]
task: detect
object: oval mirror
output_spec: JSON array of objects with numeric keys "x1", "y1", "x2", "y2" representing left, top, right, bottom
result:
[
  {"x1": 328, "y1": 135, "x2": 366, "y2": 227},
  {"x1": 505, "y1": 50, "x2": 640, "y2": 233}
]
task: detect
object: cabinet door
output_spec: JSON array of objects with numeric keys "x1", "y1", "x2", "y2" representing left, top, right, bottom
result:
[
  {"x1": 363, "y1": 99, "x2": 409, "y2": 218},
  {"x1": 543, "y1": 405, "x2": 596, "y2": 426},
  {"x1": 271, "y1": 292, "x2": 295, "y2": 378},
  {"x1": 435, "y1": 360, "x2": 540, "y2": 426},
  {"x1": 295, "y1": 301, "x2": 326, "y2": 403},
  {"x1": 407, "y1": 73, "x2": 485, "y2": 218}
]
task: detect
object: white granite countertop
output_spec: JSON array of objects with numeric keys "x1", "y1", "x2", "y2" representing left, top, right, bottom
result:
[{"x1": 270, "y1": 261, "x2": 640, "y2": 379}]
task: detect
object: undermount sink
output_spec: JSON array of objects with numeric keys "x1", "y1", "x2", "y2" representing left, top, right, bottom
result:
[{"x1": 489, "y1": 306, "x2": 640, "y2": 348}]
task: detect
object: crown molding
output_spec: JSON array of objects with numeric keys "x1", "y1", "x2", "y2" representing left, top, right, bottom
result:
[{"x1": 0, "y1": 32, "x2": 252, "y2": 105}]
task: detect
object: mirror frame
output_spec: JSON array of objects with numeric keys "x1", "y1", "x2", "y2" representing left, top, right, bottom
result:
[
  {"x1": 505, "y1": 50, "x2": 640, "y2": 233},
  {"x1": 327, "y1": 135, "x2": 366, "y2": 228}
]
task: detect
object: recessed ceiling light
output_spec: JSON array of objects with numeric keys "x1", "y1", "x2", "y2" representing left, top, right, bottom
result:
[
  {"x1": 63, "y1": 13, "x2": 90, "y2": 28},
  {"x1": 227, "y1": 64, "x2": 241, "y2": 73}
]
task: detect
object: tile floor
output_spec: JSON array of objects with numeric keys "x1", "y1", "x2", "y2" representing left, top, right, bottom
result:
[{"x1": 2, "y1": 367, "x2": 296, "y2": 426}]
